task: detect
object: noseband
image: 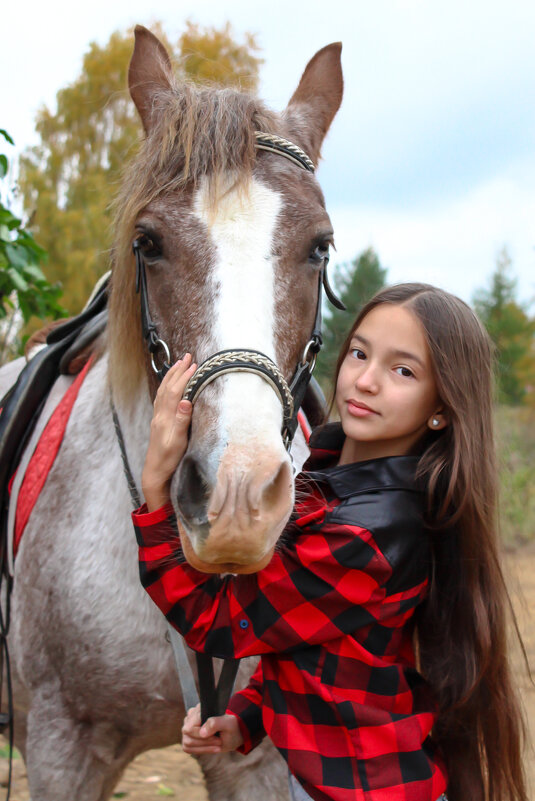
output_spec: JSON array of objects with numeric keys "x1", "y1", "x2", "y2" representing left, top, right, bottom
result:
[{"x1": 133, "y1": 130, "x2": 345, "y2": 449}]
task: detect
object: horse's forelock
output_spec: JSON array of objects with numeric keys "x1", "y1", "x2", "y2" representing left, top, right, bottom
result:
[{"x1": 108, "y1": 83, "x2": 280, "y2": 403}]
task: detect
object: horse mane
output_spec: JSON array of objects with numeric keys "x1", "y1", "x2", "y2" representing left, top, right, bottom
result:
[{"x1": 108, "y1": 80, "x2": 279, "y2": 403}]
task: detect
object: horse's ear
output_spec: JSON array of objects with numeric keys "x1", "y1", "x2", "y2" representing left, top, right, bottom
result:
[
  {"x1": 284, "y1": 43, "x2": 343, "y2": 165},
  {"x1": 129, "y1": 25, "x2": 173, "y2": 134}
]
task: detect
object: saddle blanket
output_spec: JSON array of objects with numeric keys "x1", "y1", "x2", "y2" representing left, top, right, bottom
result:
[{"x1": 8, "y1": 358, "x2": 92, "y2": 572}]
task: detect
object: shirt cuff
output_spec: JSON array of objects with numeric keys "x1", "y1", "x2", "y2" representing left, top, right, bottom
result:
[
  {"x1": 226, "y1": 694, "x2": 265, "y2": 755},
  {"x1": 132, "y1": 502, "x2": 178, "y2": 546}
]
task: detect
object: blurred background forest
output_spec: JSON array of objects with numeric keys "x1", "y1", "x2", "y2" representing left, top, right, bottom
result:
[{"x1": 1, "y1": 20, "x2": 534, "y2": 547}]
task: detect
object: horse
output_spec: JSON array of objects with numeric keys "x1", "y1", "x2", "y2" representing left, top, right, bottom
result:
[{"x1": 1, "y1": 25, "x2": 343, "y2": 800}]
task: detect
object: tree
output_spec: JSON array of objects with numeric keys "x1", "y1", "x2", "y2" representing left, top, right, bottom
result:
[
  {"x1": 0, "y1": 129, "x2": 66, "y2": 364},
  {"x1": 315, "y1": 247, "x2": 387, "y2": 391},
  {"x1": 179, "y1": 21, "x2": 262, "y2": 90},
  {"x1": 18, "y1": 22, "x2": 263, "y2": 316},
  {"x1": 473, "y1": 247, "x2": 535, "y2": 405}
]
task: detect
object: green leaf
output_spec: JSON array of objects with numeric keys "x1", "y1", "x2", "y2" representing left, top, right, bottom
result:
[
  {"x1": 17, "y1": 231, "x2": 47, "y2": 260},
  {"x1": 112, "y1": 794, "x2": 128, "y2": 799},
  {"x1": 157, "y1": 785, "x2": 174, "y2": 796},
  {"x1": 23, "y1": 264, "x2": 47, "y2": 283},
  {"x1": 0, "y1": 206, "x2": 21, "y2": 230},
  {"x1": 0, "y1": 155, "x2": 7, "y2": 178},
  {"x1": 5, "y1": 243, "x2": 30, "y2": 270},
  {"x1": 0, "y1": 129, "x2": 15, "y2": 146},
  {"x1": 7, "y1": 267, "x2": 29, "y2": 292},
  {"x1": 18, "y1": 296, "x2": 31, "y2": 323}
]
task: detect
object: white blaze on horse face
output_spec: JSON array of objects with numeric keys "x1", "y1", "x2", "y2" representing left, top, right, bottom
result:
[
  {"x1": 191, "y1": 176, "x2": 293, "y2": 565},
  {"x1": 192, "y1": 175, "x2": 284, "y2": 449}
]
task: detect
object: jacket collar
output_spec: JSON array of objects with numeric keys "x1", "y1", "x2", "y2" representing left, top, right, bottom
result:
[{"x1": 303, "y1": 422, "x2": 422, "y2": 500}]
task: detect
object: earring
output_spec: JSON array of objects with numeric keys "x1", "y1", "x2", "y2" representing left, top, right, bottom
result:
[{"x1": 432, "y1": 418, "x2": 440, "y2": 427}]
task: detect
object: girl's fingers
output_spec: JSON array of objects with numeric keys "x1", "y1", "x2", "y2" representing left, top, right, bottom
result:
[
  {"x1": 154, "y1": 358, "x2": 196, "y2": 416},
  {"x1": 182, "y1": 705, "x2": 222, "y2": 753},
  {"x1": 199, "y1": 717, "x2": 219, "y2": 737},
  {"x1": 183, "y1": 704, "x2": 201, "y2": 728},
  {"x1": 168, "y1": 362, "x2": 197, "y2": 399},
  {"x1": 158, "y1": 354, "x2": 193, "y2": 390},
  {"x1": 166, "y1": 353, "x2": 191, "y2": 383},
  {"x1": 183, "y1": 707, "x2": 219, "y2": 742},
  {"x1": 182, "y1": 742, "x2": 222, "y2": 754},
  {"x1": 159, "y1": 354, "x2": 191, "y2": 386},
  {"x1": 183, "y1": 735, "x2": 222, "y2": 748}
]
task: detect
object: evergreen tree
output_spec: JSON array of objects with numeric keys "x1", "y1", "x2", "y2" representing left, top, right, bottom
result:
[
  {"x1": 315, "y1": 247, "x2": 387, "y2": 392},
  {"x1": 18, "y1": 22, "x2": 263, "y2": 318},
  {"x1": 473, "y1": 247, "x2": 535, "y2": 405}
]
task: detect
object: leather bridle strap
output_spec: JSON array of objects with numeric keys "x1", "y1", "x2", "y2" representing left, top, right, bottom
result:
[
  {"x1": 196, "y1": 652, "x2": 241, "y2": 722},
  {"x1": 254, "y1": 131, "x2": 315, "y2": 172},
  {"x1": 134, "y1": 244, "x2": 171, "y2": 380}
]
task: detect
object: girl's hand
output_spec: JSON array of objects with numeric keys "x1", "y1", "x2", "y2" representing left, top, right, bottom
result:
[
  {"x1": 181, "y1": 704, "x2": 244, "y2": 755},
  {"x1": 142, "y1": 354, "x2": 197, "y2": 511}
]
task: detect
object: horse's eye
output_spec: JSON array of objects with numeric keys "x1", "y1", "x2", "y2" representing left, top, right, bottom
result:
[
  {"x1": 134, "y1": 232, "x2": 161, "y2": 258},
  {"x1": 309, "y1": 241, "x2": 331, "y2": 265}
]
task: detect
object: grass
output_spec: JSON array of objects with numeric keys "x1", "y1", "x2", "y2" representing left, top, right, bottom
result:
[
  {"x1": 0, "y1": 744, "x2": 20, "y2": 759},
  {"x1": 497, "y1": 405, "x2": 535, "y2": 547}
]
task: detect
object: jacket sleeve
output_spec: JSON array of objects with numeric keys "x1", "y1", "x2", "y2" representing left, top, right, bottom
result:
[
  {"x1": 133, "y1": 502, "x2": 410, "y2": 658},
  {"x1": 226, "y1": 661, "x2": 265, "y2": 754}
]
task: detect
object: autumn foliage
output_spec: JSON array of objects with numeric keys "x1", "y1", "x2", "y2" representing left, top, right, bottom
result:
[{"x1": 18, "y1": 22, "x2": 262, "y2": 317}]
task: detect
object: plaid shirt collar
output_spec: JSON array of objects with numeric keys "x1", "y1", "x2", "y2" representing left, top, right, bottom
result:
[{"x1": 303, "y1": 422, "x2": 422, "y2": 500}]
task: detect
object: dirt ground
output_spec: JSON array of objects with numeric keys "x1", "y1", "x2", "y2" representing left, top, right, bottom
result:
[{"x1": 2, "y1": 549, "x2": 534, "y2": 800}]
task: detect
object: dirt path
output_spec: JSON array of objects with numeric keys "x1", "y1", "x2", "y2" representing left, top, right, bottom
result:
[{"x1": 2, "y1": 549, "x2": 534, "y2": 800}]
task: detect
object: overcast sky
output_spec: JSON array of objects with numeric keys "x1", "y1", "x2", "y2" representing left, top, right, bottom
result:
[{"x1": 2, "y1": 0, "x2": 534, "y2": 305}]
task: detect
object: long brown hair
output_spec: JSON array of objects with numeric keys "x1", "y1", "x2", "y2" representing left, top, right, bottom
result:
[{"x1": 331, "y1": 283, "x2": 528, "y2": 801}]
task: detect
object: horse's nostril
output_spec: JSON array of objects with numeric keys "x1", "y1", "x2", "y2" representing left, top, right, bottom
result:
[
  {"x1": 177, "y1": 455, "x2": 211, "y2": 527},
  {"x1": 261, "y1": 460, "x2": 292, "y2": 512}
]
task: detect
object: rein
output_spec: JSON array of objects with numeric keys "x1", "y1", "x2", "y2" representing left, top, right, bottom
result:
[{"x1": 127, "y1": 131, "x2": 346, "y2": 724}]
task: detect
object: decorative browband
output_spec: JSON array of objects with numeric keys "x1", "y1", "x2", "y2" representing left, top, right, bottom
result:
[{"x1": 254, "y1": 132, "x2": 315, "y2": 173}]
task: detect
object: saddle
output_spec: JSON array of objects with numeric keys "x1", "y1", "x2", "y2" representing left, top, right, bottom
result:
[{"x1": 0, "y1": 276, "x2": 109, "y2": 575}]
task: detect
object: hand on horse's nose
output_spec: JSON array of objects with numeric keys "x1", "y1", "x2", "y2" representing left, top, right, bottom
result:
[{"x1": 143, "y1": 356, "x2": 197, "y2": 511}]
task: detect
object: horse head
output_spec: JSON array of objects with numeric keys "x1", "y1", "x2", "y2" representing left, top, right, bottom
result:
[{"x1": 109, "y1": 26, "x2": 343, "y2": 573}]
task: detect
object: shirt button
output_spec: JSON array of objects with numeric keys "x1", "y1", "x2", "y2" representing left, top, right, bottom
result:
[{"x1": 239, "y1": 619, "x2": 249, "y2": 629}]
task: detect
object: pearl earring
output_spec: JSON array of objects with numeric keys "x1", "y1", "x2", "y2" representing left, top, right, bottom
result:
[{"x1": 432, "y1": 418, "x2": 439, "y2": 427}]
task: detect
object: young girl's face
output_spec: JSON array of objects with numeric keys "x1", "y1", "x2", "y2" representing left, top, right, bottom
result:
[{"x1": 335, "y1": 303, "x2": 445, "y2": 464}]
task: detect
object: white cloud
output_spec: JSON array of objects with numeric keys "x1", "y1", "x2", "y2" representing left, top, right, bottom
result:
[{"x1": 329, "y1": 166, "x2": 535, "y2": 305}]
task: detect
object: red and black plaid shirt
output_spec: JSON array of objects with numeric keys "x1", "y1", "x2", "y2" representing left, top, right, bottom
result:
[{"x1": 134, "y1": 424, "x2": 448, "y2": 801}]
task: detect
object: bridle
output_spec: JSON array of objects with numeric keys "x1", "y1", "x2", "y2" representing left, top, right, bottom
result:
[{"x1": 133, "y1": 130, "x2": 345, "y2": 450}]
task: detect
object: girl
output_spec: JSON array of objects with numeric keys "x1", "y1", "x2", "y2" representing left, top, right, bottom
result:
[{"x1": 134, "y1": 283, "x2": 527, "y2": 801}]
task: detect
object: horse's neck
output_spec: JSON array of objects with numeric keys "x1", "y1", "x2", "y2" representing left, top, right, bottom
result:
[
  {"x1": 106, "y1": 358, "x2": 153, "y2": 503},
  {"x1": 108, "y1": 367, "x2": 153, "y2": 495},
  {"x1": 70, "y1": 353, "x2": 153, "y2": 508}
]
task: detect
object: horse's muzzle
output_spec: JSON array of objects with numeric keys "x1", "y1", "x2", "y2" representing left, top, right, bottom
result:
[{"x1": 175, "y1": 445, "x2": 293, "y2": 571}]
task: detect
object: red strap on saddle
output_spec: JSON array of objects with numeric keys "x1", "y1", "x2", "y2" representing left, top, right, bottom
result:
[
  {"x1": 14, "y1": 358, "x2": 93, "y2": 556},
  {"x1": 297, "y1": 409, "x2": 311, "y2": 443}
]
